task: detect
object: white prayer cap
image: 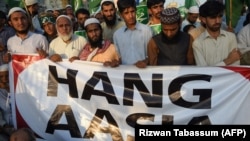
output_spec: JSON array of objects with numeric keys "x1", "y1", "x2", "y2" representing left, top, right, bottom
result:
[
  {"x1": 101, "y1": 0, "x2": 114, "y2": 6},
  {"x1": 0, "y1": 64, "x2": 8, "y2": 71},
  {"x1": 8, "y1": 7, "x2": 27, "y2": 18},
  {"x1": 56, "y1": 15, "x2": 71, "y2": 23},
  {"x1": 45, "y1": 8, "x2": 53, "y2": 13},
  {"x1": 25, "y1": 0, "x2": 38, "y2": 6},
  {"x1": 65, "y1": 4, "x2": 72, "y2": 8},
  {"x1": 84, "y1": 18, "x2": 100, "y2": 27},
  {"x1": 188, "y1": 6, "x2": 199, "y2": 14}
]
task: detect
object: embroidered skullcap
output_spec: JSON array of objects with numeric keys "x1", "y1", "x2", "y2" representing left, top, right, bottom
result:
[
  {"x1": 101, "y1": 0, "x2": 114, "y2": 6},
  {"x1": 8, "y1": 7, "x2": 27, "y2": 18},
  {"x1": 188, "y1": 6, "x2": 199, "y2": 14},
  {"x1": 160, "y1": 7, "x2": 180, "y2": 24},
  {"x1": 84, "y1": 18, "x2": 100, "y2": 27},
  {"x1": 38, "y1": 12, "x2": 56, "y2": 27},
  {"x1": 25, "y1": 0, "x2": 38, "y2": 6}
]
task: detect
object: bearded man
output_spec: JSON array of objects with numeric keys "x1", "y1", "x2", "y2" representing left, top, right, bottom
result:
[
  {"x1": 49, "y1": 15, "x2": 87, "y2": 62},
  {"x1": 100, "y1": 0, "x2": 124, "y2": 43},
  {"x1": 147, "y1": 7, "x2": 195, "y2": 65}
]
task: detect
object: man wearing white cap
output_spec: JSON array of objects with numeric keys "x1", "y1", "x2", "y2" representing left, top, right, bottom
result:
[
  {"x1": 65, "y1": 4, "x2": 74, "y2": 16},
  {"x1": 3, "y1": 7, "x2": 48, "y2": 63},
  {"x1": 181, "y1": 5, "x2": 200, "y2": 31},
  {"x1": 73, "y1": 18, "x2": 120, "y2": 67},
  {"x1": 100, "y1": 0, "x2": 124, "y2": 43},
  {"x1": 24, "y1": 0, "x2": 44, "y2": 34},
  {"x1": 49, "y1": 15, "x2": 87, "y2": 62},
  {"x1": 0, "y1": 64, "x2": 14, "y2": 139}
]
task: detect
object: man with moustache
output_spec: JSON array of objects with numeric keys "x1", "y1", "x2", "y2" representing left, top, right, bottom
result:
[
  {"x1": 1, "y1": 7, "x2": 48, "y2": 136},
  {"x1": 3, "y1": 7, "x2": 48, "y2": 63},
  {"x1": 24, "y1": 0, "x2": 44, "y2": 34},
  {"x1": 146, "y1": 0, "x2": 165, "y2": 25},
  {"x1": 147, "y1": 7, "x2": 195, "y2": 66},
  {"x1": 71, "y1": 18, "x2": 120, "y2": 67},
  {"x1": 100, "y1": 0, "x2": 124, "y2": 43},
  {"x1": 75, "y1": 8, "x2": 90, "y2": 31},
  {"x1": 192, "y1": 1, "x2": 241, "y2": 66},
  {"x1": 49, "y1": 15, "x2": 87, "y2": 62}
]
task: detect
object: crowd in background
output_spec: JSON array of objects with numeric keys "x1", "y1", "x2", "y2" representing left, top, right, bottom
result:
[{"x1": 0, "y1": 0, "x2": 250, "y2": 140}]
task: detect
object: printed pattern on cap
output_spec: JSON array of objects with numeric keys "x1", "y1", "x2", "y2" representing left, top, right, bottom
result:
[{"x1": 160, "y1": 7, "x2": 180, "y2": 24}]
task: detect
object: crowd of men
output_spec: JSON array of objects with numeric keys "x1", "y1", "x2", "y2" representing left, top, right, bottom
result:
[{"x1": 0, "y1": 0, "x2": 250, "y2": 140}]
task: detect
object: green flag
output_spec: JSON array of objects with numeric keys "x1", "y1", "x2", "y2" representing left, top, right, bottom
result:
[
  {"x1": 71, "y1": 0, "x2": 84, "y2": 12},
  {"x1": 225, "y1": 0, "x2": 244, "y2": 28},
  {"x1": 178, "y1": 6, "x2": 188, "y2": 19},
  {"x1": 139, "y1": 0, "x2": 147, "y2": 5},
  {"x1": 150, "y1": 24, "x2": 161, "y2": 35},
  {"x1": 88, "y1": 0, "x2": 102, "y2": 15},
  {"x1": 5, "y1": 0, "x2": 22, "y2": 8},
  {"x1": 136, "y1": 5, "x2": 149, "y2": 24},
  {"x1": 185, "y1": 0, "x2": 198, "y2": 9}
]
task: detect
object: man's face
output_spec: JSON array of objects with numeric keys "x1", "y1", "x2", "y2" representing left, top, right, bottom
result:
[
  {"x1": 148, "y1": 2, "x2": 164, "y2": 19},
  {"x1": 66, "y1": 7, "x2": 74, "y2": 15},
  {"x1": 0, "y1": 70, "x2": 9, "y2": 91},
  {"x1": 187, "y1": 13, "x2": 199, "y2": 24},
  {"x1": 86, "y1": 23, "x2": 102, "y2": 45},
  {"x1": 8, "y1": 12, "x2": 29, "y2": 33},
  {"x1": 202, "y1": 13, "x2": 223, "y2": 32},
  {"x1": 56, "y1": 17, "x2": 73, "y2": 41},
  {"x1": 43, "y1": 22, "x2": 56, "y2": 36},
  {"x1": 53, "y1": 10, "x2": 61, "y2": 17},
  {"x1": 161, "y1": 22, "x2": 180, "y2": 39},
  {"x1": 101, "y1": 4, "x2": 116, "y2": 21},
  {"x1": 0, "y1": 17, "x2": 5, "y2": 27},
  {"x1": 76, "y1": 13, "x2": 89, "y2": 28},
  {"x1": 27, "y1": 3, "x2": 39, "y2": 16},
  {"x1": 120, "y1": 7, "x2": 136, "y2": 26}
]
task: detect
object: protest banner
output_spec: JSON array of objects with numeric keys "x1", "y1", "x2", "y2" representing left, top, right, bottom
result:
[{"x1": 9, "y1": 54, "x2": 250, "y2": 141}]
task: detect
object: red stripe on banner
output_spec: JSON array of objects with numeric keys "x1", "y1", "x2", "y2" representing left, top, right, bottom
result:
[
  {"x1": 12, "y1": 54, "x2": 42, "y2": 129},
  {"x1": 222, "y1": 66, "x2": 250, "y2": 80}
]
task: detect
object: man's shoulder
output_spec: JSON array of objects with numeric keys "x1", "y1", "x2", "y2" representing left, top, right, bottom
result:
[
  {"x1": 49, "y1": 36, "x2": 60, "y2": 45},
  {"x1": 7, "y1": 35, "x2": 17, "y2": 43},
  {"x1": 74, "y1": 34, "x2": 87, "y2": 42},
  {"x1": 30, "y1": 32, "x2": 46, "y2": 39},
  {"x1": 192, "y1": 31, "x2": 206, "y2": 45},
  {"x1": 220, "y1": 29, "x2": 236, "y2": 38},
  {"x1": 113, "y1": 26, "x2": 125, "y2": 36},
  {"x1": 237, "y1": 24, "x2": 250, "y2": 37}
]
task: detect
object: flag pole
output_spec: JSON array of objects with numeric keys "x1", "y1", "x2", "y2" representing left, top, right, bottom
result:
[
  {"x1": 22, "y1": 0, "x2": 35, "y2": 31},
  {"x1": 229, "y1": 0, "x2": 232, "y2": 28}
]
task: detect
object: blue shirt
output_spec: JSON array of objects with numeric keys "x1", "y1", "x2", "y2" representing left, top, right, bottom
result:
[{"x1": 113, "y1": 22, "x2": 152, "y2": 65}]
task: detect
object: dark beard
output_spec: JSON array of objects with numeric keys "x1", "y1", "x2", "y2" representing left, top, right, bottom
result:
[
  {"x1": 161, "y1": 30, "x2": 181, "y2": 44},
  {"x1": 17, "y1": 28, "x2": 29, "y2": 35},
  {"x1": 88, "y1": 36, "x2": 103, "y2": 48},
  {"x1": 103, "y1": 14, "x2": 116, "y2": 27}
]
